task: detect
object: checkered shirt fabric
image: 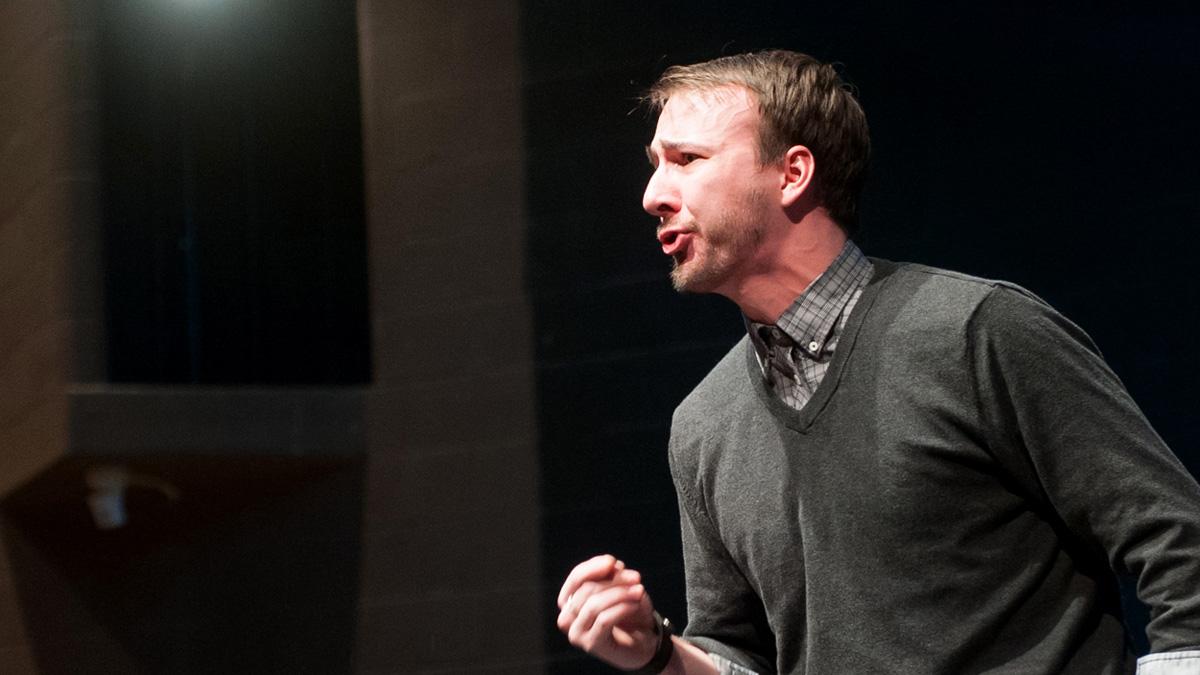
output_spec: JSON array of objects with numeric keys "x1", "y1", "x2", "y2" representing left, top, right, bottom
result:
[{"x1": 748, "y1": 240, "x2": 874, "y2": 411}]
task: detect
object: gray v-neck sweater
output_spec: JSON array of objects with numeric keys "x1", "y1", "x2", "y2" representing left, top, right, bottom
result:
[{"x1": 669, "y1": 260, "x2": 1200, "y2": 674}]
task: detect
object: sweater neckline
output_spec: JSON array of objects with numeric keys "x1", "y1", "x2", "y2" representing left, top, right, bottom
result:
[{"x1": 743, "y1": 258, "x2": 898, "y2": 432}]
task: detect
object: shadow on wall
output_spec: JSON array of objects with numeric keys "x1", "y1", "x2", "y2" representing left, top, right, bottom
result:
[{"x1": 1, "y1": 457, "x2": 363, "y2": 674}]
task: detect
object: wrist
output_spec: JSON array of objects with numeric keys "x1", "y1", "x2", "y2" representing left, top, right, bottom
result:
[{"x1": 628, "y1": 612, "x2": 674, "y2": 674}]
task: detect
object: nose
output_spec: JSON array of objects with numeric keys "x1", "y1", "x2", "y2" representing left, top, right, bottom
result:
[{"x1": 642, "y1": 166, "x2": 680, "y2": 218}]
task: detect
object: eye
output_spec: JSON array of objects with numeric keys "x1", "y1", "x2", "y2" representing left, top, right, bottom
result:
[{"x1": 680, "y1": 152, "x2": 701, "y2": 165}]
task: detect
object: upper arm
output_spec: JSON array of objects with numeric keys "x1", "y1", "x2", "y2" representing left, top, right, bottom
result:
[
  {"x1": 670, "y1": 425, "x2": 777, "y2": 673},
  {"x1": 970, "y1": 286, "x2": 1200, "y2": 650}
]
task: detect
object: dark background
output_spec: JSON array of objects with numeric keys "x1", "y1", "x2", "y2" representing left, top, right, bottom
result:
[
  {"x1": 99, "y1": 0, "x2": 370, "y2": 385},
  {"x1": 524, "y1": 2, "x2": 1199, "y2": 671}
]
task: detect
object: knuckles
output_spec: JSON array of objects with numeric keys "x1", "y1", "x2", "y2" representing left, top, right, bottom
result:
[{"x1": 557, "y1": 555, "x2": 651, "y2": 660}]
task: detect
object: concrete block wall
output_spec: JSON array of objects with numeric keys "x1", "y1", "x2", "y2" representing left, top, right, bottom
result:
[
  {"x1": 0, "y1": 1, "x2": 103, "y2": 668},
  {"x1": 356, "y1": 1, "x2": 544, "y2": 672},
  {"x1": 0, "y1": 0, "x2": 103, "y2": 496}
]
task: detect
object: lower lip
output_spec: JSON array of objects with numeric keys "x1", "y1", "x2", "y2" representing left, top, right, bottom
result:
[{"x1": 662, "y1": 232, "x2": 694, "y2": 257}]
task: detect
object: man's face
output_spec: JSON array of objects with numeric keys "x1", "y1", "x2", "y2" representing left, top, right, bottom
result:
[{"x1": 643, "y1": 86, "x2": 778, "y2": 295}]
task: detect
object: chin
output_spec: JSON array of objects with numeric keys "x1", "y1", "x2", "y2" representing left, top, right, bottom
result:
[
  {"x1": 670, "y1": 261, "x2": 725, "y2": 295},
  {"x1": 670, "y1": 273, "x2": 701, "y2": 294}
]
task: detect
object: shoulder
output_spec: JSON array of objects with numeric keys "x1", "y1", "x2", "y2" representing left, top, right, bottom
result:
[
  {"x1": 888, "y1": 261, "x2": 1095, "y2": 348},
  {"x1": 672, "y1": 335, "x2": 754, "y2": 429},
  {"x1": 874, "y1": 261, "x2": 1106, "y2": 371},
  {"x1": 878, "y1": 260, "x2": 1004, "y2": 307},
  {"x1": 968, "y1": 278, "x2": 1103, "y2": 361},
  {"x1": 667, "y1": 336, "x2": 765, "y2": 478},
  {"x1": 868, "y1": 260, "x2": 1051, "y2": 334}
]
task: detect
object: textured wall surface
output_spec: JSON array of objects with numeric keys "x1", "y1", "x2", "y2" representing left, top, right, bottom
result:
[
  {"x1": 0, "y1": 1, "x2": 103, "y2": 668},
  {"x1": 0, "y1": 0, "x2": 103, "y2": 502},
  {"x1": 356, "y1": 1, "x2": 544, "y2": 672}
]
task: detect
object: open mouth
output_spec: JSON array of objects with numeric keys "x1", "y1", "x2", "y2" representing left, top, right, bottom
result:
[{"x1": 658, "y1": 228, "x2": 694, "y2": 257}]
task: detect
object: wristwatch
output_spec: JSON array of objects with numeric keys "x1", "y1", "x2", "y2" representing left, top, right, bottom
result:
[{"x1": 630, "y1": 611, "x2": 674, "y2": 674}]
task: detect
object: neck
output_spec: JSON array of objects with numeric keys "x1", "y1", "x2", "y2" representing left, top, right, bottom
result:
[{"x1": 722, "y1": 210, "x2": 848, "y2": 323}]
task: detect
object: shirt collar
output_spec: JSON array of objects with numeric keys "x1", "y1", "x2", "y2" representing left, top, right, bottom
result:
[{"x1": 746, "y1": 239, "x2": 873, "y2": 358}]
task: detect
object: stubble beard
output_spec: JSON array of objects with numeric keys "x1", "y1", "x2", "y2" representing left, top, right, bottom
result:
[{"x1": 670, "y1": 189, "x2": 770, "y2": 294}]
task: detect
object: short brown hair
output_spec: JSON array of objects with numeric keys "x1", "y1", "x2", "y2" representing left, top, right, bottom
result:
[{"x1": 645, "y1": 50, "x2": 870, "y2": 233}]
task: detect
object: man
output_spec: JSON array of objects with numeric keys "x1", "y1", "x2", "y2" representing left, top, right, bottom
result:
[{"x1": 556, "y1": 50, "x2": 1200, "y2": 674}]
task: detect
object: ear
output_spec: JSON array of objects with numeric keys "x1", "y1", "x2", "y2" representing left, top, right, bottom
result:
[{"x1": 779, "y1": 145, "x2": 815, "y2": 207}]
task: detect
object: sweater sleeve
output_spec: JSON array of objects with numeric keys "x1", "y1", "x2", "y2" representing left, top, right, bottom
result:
[
  {"x1": 669, "y1": 423, "x2": 776, "y2": 674},
  {"x1": 970, "y1": 285, "x2": 1200, "y2": 653}
]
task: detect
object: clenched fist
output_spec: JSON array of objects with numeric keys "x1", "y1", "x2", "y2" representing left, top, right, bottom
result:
[{"x1": 557, "y1": 554, "x2": 659, "y2": 670}]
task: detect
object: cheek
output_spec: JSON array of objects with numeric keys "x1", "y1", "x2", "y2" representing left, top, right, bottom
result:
[
  {"x1": 698, "y1": 187, "x2": 740, "y2": 220},
  {"x1": 684, "y1": 176, "x2": 725, "y2": 210}
]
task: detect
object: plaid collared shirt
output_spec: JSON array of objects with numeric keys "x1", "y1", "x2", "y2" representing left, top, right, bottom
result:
[{"x1": 747, "y1": 240, "x2": 874, "y2": 411}]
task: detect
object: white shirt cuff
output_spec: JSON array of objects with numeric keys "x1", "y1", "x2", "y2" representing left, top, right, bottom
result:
[
  {"x1": 707, "y1": 651, "x2": 762, "y2": 675},
  {"x1": 1137, "y1": 650, "x2": 1200, "y2": 674}
]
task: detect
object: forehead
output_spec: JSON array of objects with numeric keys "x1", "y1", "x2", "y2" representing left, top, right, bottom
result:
[{"x1": 653, "y1": 85, "x2": 760, "y2": 145}]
